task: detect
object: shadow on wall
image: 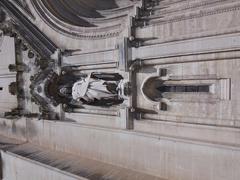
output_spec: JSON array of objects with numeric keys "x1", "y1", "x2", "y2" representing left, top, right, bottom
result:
[{"x1": 41, "y1": 0, "x2": 119, "y2": 27}]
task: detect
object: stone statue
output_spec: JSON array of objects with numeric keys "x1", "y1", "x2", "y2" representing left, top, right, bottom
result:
[
  {"x1": 71, "y1": 72, "x2": 124, "y2": 106},
  {"x1": 34, "y1": 69, "x2": 125, "y2": 107},
  {"x1": 46, "y1": 72, "x2": 124, "y2": 106}
]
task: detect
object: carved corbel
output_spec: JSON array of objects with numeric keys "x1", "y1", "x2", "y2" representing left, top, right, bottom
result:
[{"x1": 129, "y1": 59, "x2": 143, "y2": 72}]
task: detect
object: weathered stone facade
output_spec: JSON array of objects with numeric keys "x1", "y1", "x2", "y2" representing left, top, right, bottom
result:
[{"x1": 0, "y1": 0, "x2": 240, "y2": 179}]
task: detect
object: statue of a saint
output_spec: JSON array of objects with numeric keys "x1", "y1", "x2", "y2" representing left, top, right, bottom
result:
[
  {"x1": 71, "y1": 73, "x2": 124, "y2": 106},
  {"x1": 44, "y1": 71, "x2": 124, "y2": 107}
]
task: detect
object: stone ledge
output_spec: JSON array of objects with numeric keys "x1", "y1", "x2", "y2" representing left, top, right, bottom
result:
[{"x1": 1, "y1": 143, "x2": 162, "y2": 180}]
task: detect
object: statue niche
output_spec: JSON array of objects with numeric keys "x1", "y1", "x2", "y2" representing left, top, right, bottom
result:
[{"x1": 45, "y1": 72, "x2": 124, "y2": 107}]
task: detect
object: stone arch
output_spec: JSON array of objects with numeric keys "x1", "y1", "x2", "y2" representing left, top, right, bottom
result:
[
  {"x1": 141, "y1": 76, "x2": 210, "y2": 103},
  {"x1": 39, "y1": 0, "x2": 119, "y2": 27}
]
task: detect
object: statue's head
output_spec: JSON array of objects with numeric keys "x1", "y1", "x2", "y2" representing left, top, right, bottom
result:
[{"x1": 59, "y1": 86, "x2": 71, "y2": 97}]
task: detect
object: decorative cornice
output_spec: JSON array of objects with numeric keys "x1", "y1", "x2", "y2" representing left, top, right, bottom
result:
[{"x1": 147, "y1": 1, "x2": 240, "y2": 26}]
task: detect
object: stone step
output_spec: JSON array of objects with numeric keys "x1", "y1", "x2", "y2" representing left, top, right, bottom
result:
[{"x1": 1, "y1": 143, "x2": 164, "y2": 180}]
